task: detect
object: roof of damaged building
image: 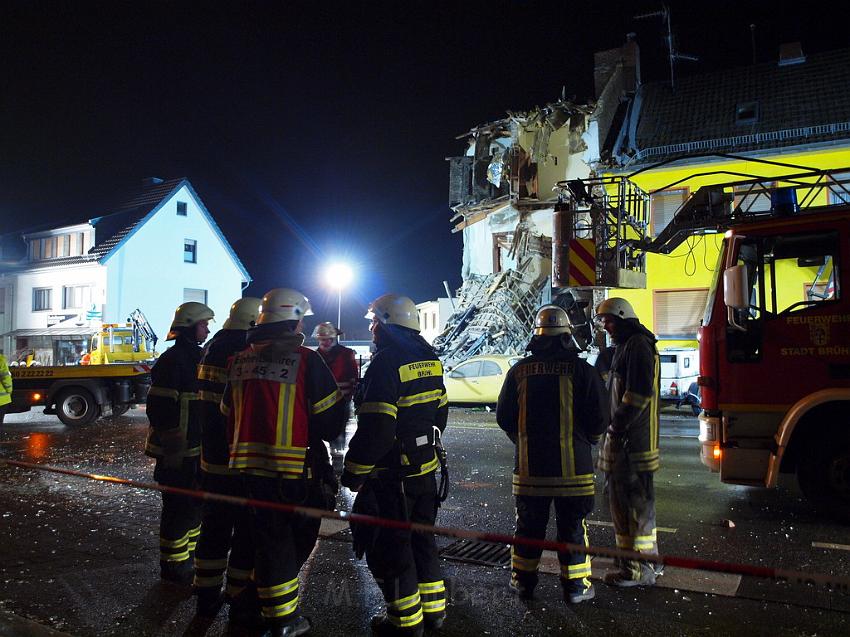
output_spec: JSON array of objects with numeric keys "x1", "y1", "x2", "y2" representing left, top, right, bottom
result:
[{"x1": 610, "y1": 47, "x2": 850, "y2": 166}]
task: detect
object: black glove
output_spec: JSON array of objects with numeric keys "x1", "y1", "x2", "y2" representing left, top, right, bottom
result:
[
  {"x1": 341, "y1": 470, "x2": 367, "y2": 493},
  {"x1": 606, "y1": 427, "x2": 626, "y2": 454}
]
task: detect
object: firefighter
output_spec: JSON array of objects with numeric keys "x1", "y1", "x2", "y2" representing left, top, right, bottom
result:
[
  {"x1": 193, "y1": 297, "x2": 261, "y2": 618},
  {"x1": 595, "y1": 297, "x2": 661, "y2": 587},
  {"x1": 340, "y1": 294, "x2": 448, "y2": 637},
  {"x1": 0, "y1": 352, "x2": 12, "y2": 425},
  {"x1": 311, "y1": 321, "x2": 358, "y2": 453},
  {"x1": 496, "y1": 306, "x2": 607, "y2": 604},
  {"x1": 145, "y1": 301, "x2": 214, "y2": 583},
  {"x1": 222, "y1": 288, "x2": 346, "y2": 637}
]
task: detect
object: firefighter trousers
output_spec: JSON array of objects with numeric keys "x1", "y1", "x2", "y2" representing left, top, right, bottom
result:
[
  {"x1": 607, "y1": 459, "x2": 658, "y2": 582},
  {"x1": 154, "y1": 458, "x2": 202, "y2": 564},
  {"x1": 243, "y1": 475, "x2": 321, "y2": 625},
  {"x1": 365, "y1": 472, "x2": 446, "y2": 630},
  {"x1": 511, "y1": 494, "x2": 594, "y2": 592},
  {"x1": 193, "y1": 471, "x2": 254, "y2": 600}
]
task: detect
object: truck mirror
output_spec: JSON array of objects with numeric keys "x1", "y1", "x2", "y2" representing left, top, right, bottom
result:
[{"x1": 723, "y1": 265, "x2": 749, "y2": 310}]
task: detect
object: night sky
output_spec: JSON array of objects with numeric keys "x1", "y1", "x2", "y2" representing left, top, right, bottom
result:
[{"x1": 2, "y1": 1, "x2": 847, "y2": 338}]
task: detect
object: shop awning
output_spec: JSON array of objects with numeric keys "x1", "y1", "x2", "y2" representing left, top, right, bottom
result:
[{"x1": 0, "y1": 327, "x2": 96, "y2": 338}]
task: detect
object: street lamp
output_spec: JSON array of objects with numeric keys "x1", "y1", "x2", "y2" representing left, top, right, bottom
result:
[{"x1": 324, "y1": 262, "x2": 353, "y2": 331}]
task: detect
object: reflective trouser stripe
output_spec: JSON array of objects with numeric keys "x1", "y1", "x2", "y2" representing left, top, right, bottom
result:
[
  {"x1": 226, "y1": 566, "x2": 253, "y2": 598},
  {"x1": 258, "y1": 577, "x2": 299, "y2": 619},
  {"x1": 418, "y1": 580, "x2": 446, "y2": 614},
  {"x1": 387, "y1": 591, "x2": 423, "y2": 628}
]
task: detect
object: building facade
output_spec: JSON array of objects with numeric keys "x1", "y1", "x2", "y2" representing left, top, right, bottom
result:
[{"x1": 0, "y1": 178, "x2": 250, "y2": 364}]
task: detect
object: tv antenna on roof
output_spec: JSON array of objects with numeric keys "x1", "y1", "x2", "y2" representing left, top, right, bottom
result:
[{"x1": 635, "y1": 4, "x2": 698, "y2": 91}]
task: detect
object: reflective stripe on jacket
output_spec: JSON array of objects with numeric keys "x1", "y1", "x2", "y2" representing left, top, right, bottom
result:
[
  {"x1": 497, "y1": 348, "x2": 607, "y2": 497},
  {"x1": 222, "y1": 332, "x2": 342, "y2": 478},
  {"x1": 144, "y1": 338, "x2": 203, "y2": 459}
]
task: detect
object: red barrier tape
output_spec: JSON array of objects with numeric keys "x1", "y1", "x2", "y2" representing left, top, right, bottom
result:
[{"x1": 3, "y1": 459, "x2": 850, "y2": 592}]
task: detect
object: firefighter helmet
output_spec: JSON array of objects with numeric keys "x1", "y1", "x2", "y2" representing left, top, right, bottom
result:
[
  {"x1": 312, "y1": 321, "x2": 341, "y2": 339},
  {"x1": 166, "y1": 302, "x2": 215, "y2": 340},
  {"x1": 533, "y1": 305, "x2": 572, "y2": 336},
  {"x1": 595, "y1": 297, "x2": 638, "y2": 321},
  {"x1": 365, "y1": 294, "x2": 419, "y2": 332},
  {"x1": 257, "y1": 288, "x2": 313, "y2": 325},
  {"x1": 223, "y1": 297, "x2": 262, "y2": 330}
]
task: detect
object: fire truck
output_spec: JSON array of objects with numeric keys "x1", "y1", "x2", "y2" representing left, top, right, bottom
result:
[{"x1": 553, "y1": 157, "x2": 850, "y2": 518}]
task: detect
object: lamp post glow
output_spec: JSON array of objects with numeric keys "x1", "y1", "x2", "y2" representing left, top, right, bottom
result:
[{"x1": 324, "y1": 262, "x2": 353, "y2": 331}]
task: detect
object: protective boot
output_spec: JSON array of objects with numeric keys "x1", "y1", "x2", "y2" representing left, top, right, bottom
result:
[
  {"x1": 160, "y1": 560, "x2": 193, "y2": 584},
  {"x1": 562, "y1": 581, "x2": 595, "y2": 604},
  {"x1": 423, "y1": 610, "x2": 446, "y2": 631}
]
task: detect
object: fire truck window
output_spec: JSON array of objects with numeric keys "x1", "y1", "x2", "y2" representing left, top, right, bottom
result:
[{"x1": 765, "y1": 231, "x2": 838, "y2": 315}]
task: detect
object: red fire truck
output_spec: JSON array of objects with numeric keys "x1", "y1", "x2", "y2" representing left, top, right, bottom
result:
[{"x1": 554, "y1": 159, "x2": 850, "y2": 518}]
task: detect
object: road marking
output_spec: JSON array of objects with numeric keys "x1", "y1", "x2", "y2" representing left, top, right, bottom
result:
[
  {"x1": 587, "y1": 519, "x2": 678, "y2": 533},
  {"x1": 812, "y1": 541, "x2": 850, "y2": 551}
]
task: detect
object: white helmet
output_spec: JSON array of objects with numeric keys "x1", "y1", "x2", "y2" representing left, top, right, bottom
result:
[
  {"x1": 257, "y1": 288, "x2": 313, "y2": 325},
  {"x1": 223, "y1": 297, "x2": 262, "y2": 330},
  {"x1": 312, "y1": 321, "x2": 341, "y2": 339},
  {"x1": 365, "y1": 293, "x2": 420, "y2": 332},
  {"x1": 595, "y1": 297, "x2": 637, "y2": 321},
  {"x1": 534, "y1": 305, "x2": 572, "y2": 336},
  {"x1": 166, "y1": 302, "x2": 214, "y2": 340}
]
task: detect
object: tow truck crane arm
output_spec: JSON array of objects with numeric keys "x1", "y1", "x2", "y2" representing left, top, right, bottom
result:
[{"x1": 128, "y1": 308, "x2": 158, "y2": 353}]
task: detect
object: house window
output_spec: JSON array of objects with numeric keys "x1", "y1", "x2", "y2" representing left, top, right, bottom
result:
[
  {"x1": 828, "y1": 171, "x2": 850, "y2": 205},
  {"x1": 184, "y1": 239, "x2": 197, "y2": 263},
  {"x1": 33, "y1": 287, "x2": 52, "y2": 311},
  {"x1": 78, "y1": 231, "x2": 87, "y2": 255},
  {"x1": 734, "y1": 183, "x2": 774, "y2": 213},
  {"x1": 653, "y1": 288, "x2": 710, "y2": 338},
  {"x1": 63, "y1": 285, "x2": 92, "y2": 309},
  {"x1": 30, "y1": 239, "x2": 41, "y2": 260},
  {"x1": 0, "y1": 288, "x2": 5, "y2": 314},
  {"x1": 650, "y1": 189, "x2": 688, "y2": 236},
  {"x1": 43, "y1": 237, "x2": 56, "y2": 259},
  {"x1": 177, "y1": 201, "x2": 188, "y2": 216},
  {"x1": 183, "y1": 288, "x2": 208, "y2": 304},
  {"x1": 58, "y1": 234, "x2": 71, "y2": 257},
  {"x1": 735, "y1": 101, "x2": 759, "y2": 125}
]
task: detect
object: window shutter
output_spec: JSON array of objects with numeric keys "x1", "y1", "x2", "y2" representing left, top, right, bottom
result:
[
  {"x1": 654, "y1": 289, "x2": 709, "y2": 337},
  {"x1": 650, "y1": 190, "x2": 687, "y2": 236}
]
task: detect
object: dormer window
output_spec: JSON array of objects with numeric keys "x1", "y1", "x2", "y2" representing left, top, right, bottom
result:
[{"x1": 736, "y1": 101, "x2": 759, "y2": 126}]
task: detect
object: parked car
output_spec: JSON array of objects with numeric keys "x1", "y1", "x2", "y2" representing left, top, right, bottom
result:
[{"x1": 443, "y1": 354, "x2": 524, "y2": 405}]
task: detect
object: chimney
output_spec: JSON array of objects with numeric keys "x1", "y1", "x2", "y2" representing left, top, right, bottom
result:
[{"x1": 778, "y1": 42, "x2": 806, "y2": 66}]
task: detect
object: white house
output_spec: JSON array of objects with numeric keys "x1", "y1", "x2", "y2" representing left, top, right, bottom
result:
[
  {"x1": 416, "y1": 297, "x2": 455, "y2": 344},
  {"x1": 0, "y1": 177, "x2": 250, "y2": 364}
]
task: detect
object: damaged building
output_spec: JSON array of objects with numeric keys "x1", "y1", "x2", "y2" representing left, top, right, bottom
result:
[{"x1": 435, "y1": 98, "x2": 597, "y2": 367}]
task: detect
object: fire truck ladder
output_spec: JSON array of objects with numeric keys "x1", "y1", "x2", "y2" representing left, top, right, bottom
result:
[{"x1": 554, "y1": 154, "x2": 850, "y2": 289}]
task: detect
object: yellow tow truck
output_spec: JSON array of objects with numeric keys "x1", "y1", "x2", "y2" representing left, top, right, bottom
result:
[
  {"x1": 9, "y1": 363, "x2": 152, "y2": 425},
  {"x1": 82, "y1": 309, "x2": 159, "y2": 365}
]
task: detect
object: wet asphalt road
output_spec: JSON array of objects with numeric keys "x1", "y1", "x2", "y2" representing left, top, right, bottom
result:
[{"x1": 1, "y1": 406, "x2": 849, "y2": 636}]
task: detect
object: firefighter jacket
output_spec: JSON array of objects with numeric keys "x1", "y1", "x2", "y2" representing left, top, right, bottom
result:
[
  {"x1": 0, "y1": 354, "x2": 12, "y2": 408},
  {"x1": 597, "y1": 320, "x2": 661, "y2": 474},
  {"x1": 496, "y1": 339, "x2": 607, "y2": 497},
  {"x1": 221, "y1": 328, "x2": 344, "y2": 478},
  {"x1": 317, "y1": 343, "x2": 359, "y2": 398},
  {"x1": 197, "y1": 328, "x2": 247, "y2": 476},
  {"x1": 342, "y1": 329, "x2": 448, "y2": 483},
  {"x1": 145, "y1": 336, "x2": 203, "y2": 460}
]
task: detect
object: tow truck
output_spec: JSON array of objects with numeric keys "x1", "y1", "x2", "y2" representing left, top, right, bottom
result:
[
  {"x1": 8, "y1": 363, "x2": 151, "y2": 426},
  {"x1": 83, "y1": 309, "x2": 159, "y2": 365},
  {"x1": 554, "y1": 156, "x2": 850, "y2": 518}
]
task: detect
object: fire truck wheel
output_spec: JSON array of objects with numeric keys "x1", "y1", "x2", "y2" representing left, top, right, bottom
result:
[
  {"x1": 797, "y1": 431, "x2": 850, "y2": 521},
  {"x1": 55, "y1": 388, "x2": 101, "y2": 426}
]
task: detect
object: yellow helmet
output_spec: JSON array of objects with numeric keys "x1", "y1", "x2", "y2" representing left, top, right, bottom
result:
[
  {"x1": 166, "y1": 302, "x2": 214, "y2": 340},
  {"x1": 312, "y1": 321, "x2": 341, "y2": 339},
  {"x1": 534, "y1": 305, "x2": 572, "y2": 336},
  {"x1": 257, "y1": 288, "x2": 313, "y2": 325},
  {"x1": 223, "y1": 297, "x2": 262, "y2": 330},
  {"x1": 365, "y1": 293, "x2": 419, "y2": 332},
  {"x1": 595, "y1": 297, "x2": 637, "y2": 321}
]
